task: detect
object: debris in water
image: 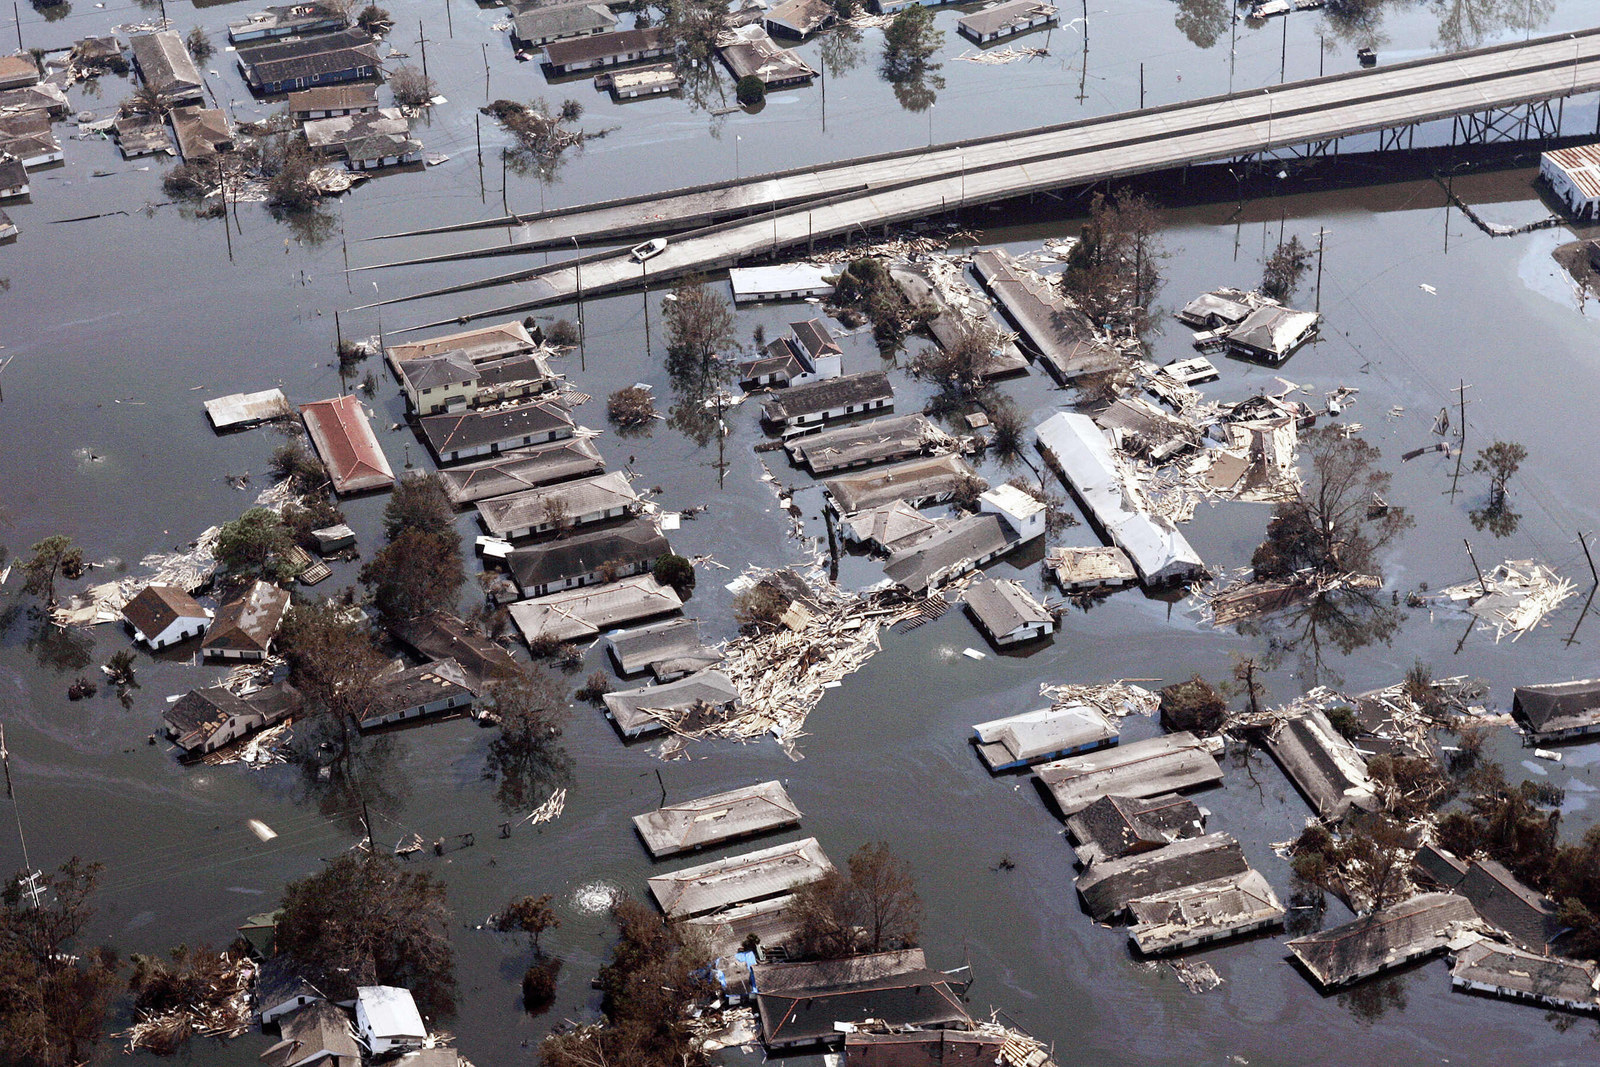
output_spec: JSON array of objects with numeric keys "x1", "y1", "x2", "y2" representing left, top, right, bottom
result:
[
  {"x1": 1169, "y1": 959, "x2": 1224, "y2": 993},
  {"x1": 1433, "y1": 559, "x2": 1575, "y2": 641},
  {"x1": 246, "y1": 819, "x2": 276, "y2": 842}
]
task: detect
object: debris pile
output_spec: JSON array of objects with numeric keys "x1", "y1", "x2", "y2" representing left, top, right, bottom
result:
[
  {"x1": 117, "y1": 954, "x2": 255, "y2": 1053},
  {"x1": 1432, "y1": 559, "x2": 1576, "y2": 641},
  {"x1": 1037, "y1": 680, "x2": 1159, "y2": 719}
]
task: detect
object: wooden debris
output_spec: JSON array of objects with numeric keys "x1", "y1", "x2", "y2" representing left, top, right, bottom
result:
[{"x1": 1433, "y1": 559, "x2": 1575, "y2": 641}]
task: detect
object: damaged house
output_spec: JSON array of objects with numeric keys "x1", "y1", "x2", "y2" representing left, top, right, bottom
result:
[
  {"x1": 1074, "y1": 832, "x2": 1250, "y2": 922},
  {"x1": 1287, "y1": 892, "x2": 1477, "y2": 988},
  {"x1": 1035, "y1": 731, "x2": 1223, "y2": 816},
  {"x1": 508, "y1": 574, "x2": 683, "y2": 644},
  {"x1": 129, "y1": 31, "x2": 205, "y2": 107},
  {"x1": 647, "y1": 836, "x2": 833, "y2": 919},
  {"x1": 436, "y1": 438, "x2": 604, "y2": 507},
  {"x1": 761, "y1": 370, "x2": 892, "y2": 432},
  {"x1": 1126, "y1": 868, "x2": 1285, "y2": 955},
  {"x1": 476, "y1": 470, "x2": 637, "y2": 540},
  {"x1": 201, "y1": 580, "x2": 289, "y2": 661},
  {"x1": 1260, "y1": 704, "x2": 1379, "y2": 822},
  {"x1": 505, "y1": 518, "x2": 668, "y2": 598},
  {"x1": 1065, "y1": 794, "x2": 1207, "y2": 866},
  {"x1": 1224, "y1": 304, "x2": 1321, "y2": 365},
  {"x1": 301, "y1": 394, "x2": 395, "y2": 495},
  {"x1": 633, "y1": 780, "x2": 801, "y2": 858},
  {"x1": 963, "y1": 577, "x2": 1054, "y2": 647},
  {"x1": 357, "y1": 659, "x2": 474, "y2": 730},
  {"x1": 420, "y1": 399, "x2": 576, "y2": 465},
  {"x1": 602, "y1": 669, "x2": 741, "y2": 739},
  {"x1": 785, "y1": 414, "x2": 945, "y2": 475},
  {"x1": 123, "y1": 584, "x2": 210, "y2": 649},
  {"x1": 971, "y1": 704, "x2": 1119, "y2": 772},
  {"x1": 606, "y1": 617, "x2": 719, "y2": 681},
  {"x1": 164, "y1": 682, "x2": 302, "y2": 754},
  {"x1": 825, "y1": 454, "x2": 982, "y2": 518},
  {"x1": 1512, "y1": 678, "x2": 1600, "y2": 742},
  {"x1": 751, "y1": 950, "x2": 971, "y2": 1051}
]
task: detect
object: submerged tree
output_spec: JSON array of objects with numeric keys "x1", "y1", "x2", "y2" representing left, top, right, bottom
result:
[
  {"x1": 1261, "y1": 235, "x2": 1313, "y2": 302},
  {"x1": 277, "y1": 599, "x2": 388, "y2": 764},
  {"x1": 276, "y1": 852, "x2": 456, "y2": 1017},
  {"x1": 484, "y1": 669, "x2": 573, "y2": 815},
  {"x1": 909, "y1": 321, "x2": 1003, "y2": 415},
  {"x1": 0, "y1": 858, "x2": 120, "y2": 1067},
  {"x1": 1062, "y1": 189, "x2": 1169, "y2": 339},
  {"x1": 215, "y1": 508, "x2": 296, "y2": 582},
  {"x1": 1468, "y1": 439, "x2": 1526, "y2": 538},
  {"x1": 663, "y1": 276, "x2": 737, "y2": 397},
  {"x1": 791, "y1": 842, "x2": 924, "y2": 959},
  {"x1": 21, "y1": 534, "x2": 81, "y2": 606}
]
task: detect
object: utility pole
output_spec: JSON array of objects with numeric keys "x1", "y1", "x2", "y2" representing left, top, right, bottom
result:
[
  {"x1": 12, "y1": 3, "x2": 20, "y2": 51},
  {"x1": 572, "y1": 237, "x2": 585, "y2": 372},
  {"x1": 1139, "y1": 62, "x2": 1144, "y2": 109},
  {"x1": 418, "y1": 20, "x2": 429, "y2": 85},
  {"x1": 1314, "y1": 226, "x2": 1325, "y2": 312},
  {"x1": 1579, "y1": 530, "x2": 1599, "y2": 586},
  {"x1": 482, "y1": 42, "x2": 490, "y2": 102},
  {"x1": 475, "y1": 113, "x2": 484, "y2": 202},
  {"x1": 1464, "y1": 539, "x2": 1488, "y2": 597},
  {"x1": 1449, "y1": 379, "x2": 1469, "y2": 501},
  {"x1": 445, "y1": 0, "x2": 452, "y2": 38},
  {"x1": 1280, "y1": 14, "x2": 1287, "y2": 83}
]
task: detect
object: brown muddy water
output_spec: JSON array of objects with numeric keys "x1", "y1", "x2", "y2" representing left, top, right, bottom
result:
[{"x1": 5, "y1": 0, "x2": 1600, "y2": 1063}]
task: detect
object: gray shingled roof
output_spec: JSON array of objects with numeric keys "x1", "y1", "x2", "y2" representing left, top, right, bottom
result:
[
  {"x1": 632, "y1": 780, "x2": 801, "y2": 858},
  {"x1": 1287, "y1": 892, "x2": 1477, "y2": 988},
  {"x1": 963, "y1": 578, "x2": 1051, "y2": 639},
  {"x1": 1075, "y1": 832, "x2": 1248, "y2": 921},
  {"x1": 648, "y1": 836, "x2": 833, "y2": 918},
  {"x1": 507, "y1": 518, "x2": 668, "y2": 593}
]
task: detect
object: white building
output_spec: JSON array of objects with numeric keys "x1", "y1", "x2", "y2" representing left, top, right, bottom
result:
[
  {"x1": 979, "y1": 483, "x2": 1046, "y2": 543},
  {"x1": 1542, "y1": 144, "x2": 1600, "y2": 219},
  {"x1": 729, "y1": 263, "x2": 836, "y2": 303},
  {"x1": 355, "y1": 985, "x2": 427, "y2": 1054},
  {"x1": 122, "y1": 584, "x2": 211, "y2": 649}
]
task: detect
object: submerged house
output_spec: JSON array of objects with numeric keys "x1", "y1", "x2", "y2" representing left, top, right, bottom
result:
[
  {"x1": 633, "y1": 779, "x2": 801, "y2": 858},
  {"x1": 971, "y1": 704, "x2": 1118, "y2": 772},
  {"x1": 1512, "y1": 678, "x2": 1600, "y2": 741},
  {"x1": 170, "y1": 105, "x2": 233, "y2": 162},
  {"x1": 825, "y1": 454, "x2": 981, "y2": 517},
  {"x1": 882, "y1": 513, "x2": 1013, "y2": 595},
  {"x1": 972, "y1": 248, "x2": 1118, "y2": 382},
  {"x1": 506, "y1": 518, "x2": 668, "y2": 598},
  {"x1": 420, "y1": 400, "x2": 575, "y2": 465},
  {"x1": 510, "y1": 2, "x2": 618, "y2": 49},
  {"x1": 1541, "y1": 145, "x2": 1600, "y2": 220},
  {"x1": 237, "y1": 28, "x2": 382, "y2": 94},
  {"x1": 260, "y1": 1000, "x2": 360, "y2": 1067},
  {"x1": 228, "y1": 3, "x2": 346, "y2": 43},
  {"x1": 963, "y1": 578, "x2": 1054, "y2": 647},
  {"x1": 255, "y1": 958, "x2": 325, "y2": 1024},
  {"x1": 1261, "y1": 705, "x2": 1379, "y2": 822},
  {"x1": 476, "y1": 470, "x2": 637, "y2": 540},
  {"x1": 355, "y1": 986, "x2": 427, "y2": 1054},
  {"x1": 113, "y1": 112, "x2": 173, "y2": 157},
  {"x1": 1126, "y1": 868, "x2": 1285, "y2": 955},
  {"x1": 288, "y1": 83, "x2": 379, "y2": 120},
  {"x1": 648, "y1": 836, "x2": 833, "y2": 919},
  {"x1": 1287, "y1": 892, "x2": 1478, "y2": 988},
  {"x1": 358, "y1": 659, "x2": 474, "y2": 729},
  {"x1": 164, "y1": 682, "x2": 302, "y2": 754},
  {"x1": 786, "y1": 413, "x2": 940, "y2": 475},
  {"x1": 603, "y1": 669, "x2": 741, "y2": 739},
  {"x1": 1459, "y1": 858, "x2": 1560, "y2": 949},
  {"x1": 123, "y1": 584, "x2": 209, "y2": 649},
  {"x1": 729, "y1": 263, "x2": 836, "y2": 303},
  {"x1": 301, "y1": 394, "x2": 395, "y2": 494},
  {"x1": 764, "y1": 0, "x2": 834, "y2": 37},
  {"x1": 1449, "y1": 938, "x2": 1600, "y2": 1014},
  {"x1": 388, "y1": 612, "x2": 524, "y2": 694},
  {"x1": 1224, "y1": 304, "x2": 1321, "y2": 364},
  {"x1": 717, "y1": 24, "x2": 817, "y2": 88},
  {"x1": 740, "y1": 319, "x2": 843, "y2": 388},
  {"x1": 761, "y1": 371, "x2": 892, "y2": 432},
  {"x1": 1074, "y1": 832, "x2": 1249, "y2": 922},
  {"x1": 1176, "y1": 288, "x2": 1257, "y2": 329},
  {"x1": 751, "y1": 950, "x2": 971, "y2": 1051},
  {"x1": 508, "y1": 574, "x2": 682, "y2": 644},
  {"x1": 201, "y1": 580, "x2": 289, "y2": 661},
  {"x1": 1046, "y1": 545, "x2": 1138, "y2": 592},
  {"x1": 1035, "y1": 412, "x2": 1204, "y2": 587},
  {"x1": 841, "y1": 500, "x2": 946, "y2": 555},
  {"x1": 606, "y1": 617, "x2": 720, "y2": 681},
  {"x1": 957, "y1": 0, "x2": 1057, "y2": 44},
  {"x1": 387, "y1": 320, "x2": 538, "y2": 368},
  {"x1": 542, "y1": 26, "x2": 672, "y2": 76},
  {"x1": 436, "y1": 438, "x2": 604, "y2": 507},
  {"x1": 129, "y1": 31, "x2": 204, "y2": 107},
  {"x1": 1065, "y1": 794, "x2": 1207, "y2": 866},
  {"x1": 0, "y1": 155, "x2": 28, "y2": 198},
  {"x1": 1035, "y1": 731, "x2": 1223, "y2": 816}
]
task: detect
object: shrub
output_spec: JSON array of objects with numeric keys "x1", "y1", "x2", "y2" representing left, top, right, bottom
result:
[
  {"x1": 546, "y1": 319, "x2": 580, "y2": 347},
  {"x1": 652, "y1": 553, "x2": 695, "y2": 596},
  {"x1": 736, "y1": 75, "x2": 765, "y2": 105},
  {"x1": 1159, "y1": 675, "x2": 1228, "y2": 735},
  {"x1": 607, "y1": 386, "x2": 656, "y2": 428}
]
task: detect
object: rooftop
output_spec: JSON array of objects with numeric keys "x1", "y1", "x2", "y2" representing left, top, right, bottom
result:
[
  {"x1": 512, "y1": 2, "x2": 617, "y2": 40},
  {"x1": 959, "y1": 0, "x2": 1057, "y2": 36},
  {"x1": 261, "y1": 1000, "x2": 359, "y2": 1067},
  {"x1": 1512, "y1": 678, "x2": 1600, "y2": 734},
  {"x1": 508, "y1": 574, "x2": 683, "y2": 643},
  {"x1": 1075, "y1": 832, "x2": 1249, "y2": 921},
  {"x1": 507, "y1": 517, "x2": 669, "y2": 592},
  {"x1": 1047, "y1": 544, "x2": 1138, "y2": 587},
  {"x1": 1287, "y1": 892, "x2": 1477, "y2": 988},
  {"x1": 1262, "y1": 706, "x2": 1379, "y2": 821},
  {"x1": 1450, "y1": 938, "x2": 1600, "y2": 1007},
  {"x1": 300, "y1": 394, "x2": 395, "y2": 494},
  {"x1": 387, "y1": 613, "x2": 524, "y2": 693},
  {"x1": 476, "y1": 470, "x2": 637, "y2": 538},
  {"x1": 826, "y1": 453, "x2": 980, "y2": 515},
  {"x1": 1545, "y1": 144, "x2": 1600, "y2": 201},
  {"x1": 972, "y1": 704, "x2": 1118, "y2": 772},
  {"x1": 204, "y1": 388, "x2": 291, "y2": 429},
  {"x1": 388, "y1": 320, "x2": 536, "y2": 364},
  {"x1": 751, "y1": 949, "x2": 970, "y2": 1047},
  {"x1": 606, "y1": 616, "x2": 709, "y2": 674},
  {"x1": 1127, "y1": 868, "x2": 1285, "y2": 955},
  {"x1": 1065, "y1": 793, "x2": 1207, "y2": 866},
  {"x1": 647, "y1": 836, "x2": 833, "y2": 918},
  {"x1": 972, "y1": 248, "x2": 1118, "y2": 380},
  {"x1": 288, "y1": 83, "x2": 379, "y2": 112},
  {"x1": 632, "y1": 779, "x2": 801, "y2": 857},
  {"x1": 1036, "y1": 731, "x2": 1223, "y2": 816},
  {"x1": 603, "y1": 669, "x2": 741, "y2": 736},
  {"x1": 437, "y1": 438, "x2": 605, "y2": 506},
  {"x1": 761, "y1": 370, "x2": 892, "y2": 424},
  {"x1": 786, "y1": 413, "x2": 941, "y2": 474},
  {"x1": 420, "y1": 399, "x2": 575, "y2": 458},
  {"x1": 964, "y1": 577, "x2": 1052, "y2": 638},
  {"x1": 543, "y1": 25, "x2": 668, "y2": 65},
  {"x1": 882, "y1": 513, "x2": 1011, "y2": 595},
  {"x1": 356, "y1": 985, "x2": 426, "y2": 1040},
  {"x1": 201, "y1": 580, "x2": 289, "y2": 655},
  {"x1": 122, "y1": 583, "x2": 206, "y2": 639},
  {"x1": 364, "y1": 659, "x2": 473, "y2": 722}
]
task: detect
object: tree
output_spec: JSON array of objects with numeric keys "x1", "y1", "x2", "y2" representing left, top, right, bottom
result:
[
  {"x1": 215, "y1": 508, "x2": 296, "y2": 581},
  {"x1": 987, "y1": 397, "x2": 1028, "y2": 469},
  {"x1": 652, "y1": 553, "x2": 695, "y2": 596},
  {"x1": 270, "y1": 438, "x2": 329, "y2": 494},
  {"x1": 484, "y1": 669, "x2": 572, "y2": 814},
  {"x1": 736, "y1": 74, "x2": 765, "y2": 105},
  {"x1": 1262, "y1": 235, "x2": 1312, "y2": 301},
  {"x1": 0, "y1": 858, "x2": 120, "y2": 1067},
  {"x1": 792, "y1": 842, "x2": 923, "y2": 959},
  {"x1": 361, "y1": 528, "x2": 465, "y2": 621},
  {"x1": 124, "y1": 83, "x2": 167, "y2": 117},
  {"x1": 541, "y1": 895, "x2": 713, "y2": 1067},
  {"x1": 1290, "y1": 815, "x2": 1412, "y2": 911},
  {"x1": 1436, "y1": 762, "x2": 1563, "y2": 887},
  {"x1": 1159, "y1": 675, "x2": 1227, "y2": 734},
  {"x1": 733, "y1": 583, "x2": 787, "y2": 634},
  {"x1": 909, "y1": 321, "x2": 1002, "y2": 413},
  {"x1": 881, "y1": 5, "x2": 942, "y2": 79},
  {"x1": 1062, "y1": 189, "x2": 1168, "y2": 338},
  {"x1": 607, "y1": 386, "x2": 657, "y2": 428},
  {"x1": 185, "y1": 25, "x2": 213, "y2": 63},
  {"x1": 356, "y1": 4, "x2": 393, "y2": 34},
  {"x1": 383, "y1": 472, "x2": 456, "y2": 542},
  {"x1": 498, "y1": 894, "x2": 560, "y2": 953},
  {"x1": 663, "y1": 276, "x2": 736, "y2": 398},
  {"x1": 1469, "y1": 440, "x2": 1527, "y2": 537},
  {"x1": 559, "y1": 98, "x2": 584, "y2": 123},
  {"x1": 21, "y1": 534, "x2": 80, "y2": 606},
  {"x1": 277, "y1": 599, "x2": 388, "y2": 755},
  {"x1": 126, "y1": 943, "x2": 235, "y2": 1053},
  {"x1": 1173, "y1": 0, "x2": 1229, "y2": 48},
  {"x1": 660, "y1": 0, "x2": 727, "y2": 72},
  {"x1": 1251, "y1": 426, "x2": 1412, "y2": 581},
  {"x1": 276, "y1": 852, "x2": 456, "y2": 1017},
  {"x1": 830, "y1": 257, "x2": 934, "y2": 356},
  {"x1": 390, "y1": 65, "x2": 435, "y2": 106}
]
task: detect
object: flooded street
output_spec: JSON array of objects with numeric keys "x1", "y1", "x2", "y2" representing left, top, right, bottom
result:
[{"x1": 7, "y1": 0, "x2": 1600, "y2": 1062}]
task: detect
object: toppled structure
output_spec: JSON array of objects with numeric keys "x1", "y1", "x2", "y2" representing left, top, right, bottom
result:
[
  {"x1": 1036, "y1": 732, "x2": 1223, "y2": 816},
  {"x1": 606, "y1": 618, "x2": 721, "y2": 681},
  {"x1": 1432, "y1": 559, "x2": 1575, "y2": 642},
  {"x1": 1046, "y1": 545, "x2": 1137, "y2": 592},
  {"x1": 971, "y1": 705, "x2": 1118, "y2": 772},
  {"x1": 388, "y1": 613, "x2": 524, "y2": 693},
  {"x1": 717, "y1": 24, "x2": 817, "y2": 89},
  {"x1": 1259, "y1": 702, "x2": 1378, "y2": 822},
  {"x1": 1286, "y1": 892, "x2": 1477, "y2": 988},
  {"x1": 359, "y1": 660, "x2": 474, "y2": 729},
  {"x1": 1075, "y1": 832, "x2": 1249, "y2": 921},
  {"x1": 648, "y1": 836, "x2": 833, "y2": 919},
  {"x1": 1512, "y1": 678, "x2": 1600, "y2": 742},
  {"x1": 1035, "y1": 413, "x2": 1204, "y2": 587},
  {"x1": 165, "y1": 683, "x2": 302, "y2": 755},
  {"x1": 1065, "y1": 794, "x2": 1206, "y2": 866},
  {"x1": 972, "y1": 249, "x2": 1118, "y2": 382},
  {"x1": 1127, "y1": 869, "x2": 1285, "y2": 955},
  {"x1": 632, "y1": 780, "x2": 801, "y2": 858}
]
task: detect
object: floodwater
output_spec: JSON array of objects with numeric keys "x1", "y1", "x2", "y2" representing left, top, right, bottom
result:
[{"x1": 6, "y1": 0, "x2": 1600, "y2": 1063}]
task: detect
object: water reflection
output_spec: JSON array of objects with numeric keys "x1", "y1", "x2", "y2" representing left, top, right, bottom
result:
[
  {"x1": 1321, "y1": 0, "x2": 1388, "y2": 52},
  {"x1": 485, "y1": 731, "x2": 573, "y2": 817},
  {"x1": 292, "y1": 718, "x2": 408, "y2": 837},
  {"x1": 1174, "y1": 0, "x2": 1231, "y2": 50},
  {"x1": 270, "y1": 202, "x2": 339, "y2": 248},
  {"x1": 1247, "y1": 588, "x2": 1403, "y2": 688},
  {"x1": 25, "y1": 615, "x2": 94, "y2": 675},
  {"x1": 1336, "y1": 971, "x2": 1409, "y2": 1023},
  {"x1": 1433, "y1": 0, "x2": 1548, "y2": 53},
  {"x1": 819, "y1": 23, "x2": 868, "y2": 76}
]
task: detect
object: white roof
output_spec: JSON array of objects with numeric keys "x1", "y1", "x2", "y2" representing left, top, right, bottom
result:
[
  {"x1": 357, "y1": 986, "x2": 426, "y2": 1039},
  {"x1": 1035, "y1": 413, "x2": 1202, "y2": 585},
  {"x1": 980, "y1": 483, "x2": 1044, "y2": 519},
  {"x1": 728, "y1": 263, "x2": 834, "y2": 297}
]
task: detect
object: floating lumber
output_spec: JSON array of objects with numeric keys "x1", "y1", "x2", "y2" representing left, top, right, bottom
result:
[{"x1": 633, "y1": 780, "x2": 802, "y2": 858}]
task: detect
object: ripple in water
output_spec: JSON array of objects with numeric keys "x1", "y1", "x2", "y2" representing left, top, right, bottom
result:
[{"x1": 571, "y1": 880, "x2": 622, "y2": 915}]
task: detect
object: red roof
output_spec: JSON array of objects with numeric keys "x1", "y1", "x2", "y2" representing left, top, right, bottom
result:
[{"x1": 300, "y1": 394, "x2": 395, "y2": 494}]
